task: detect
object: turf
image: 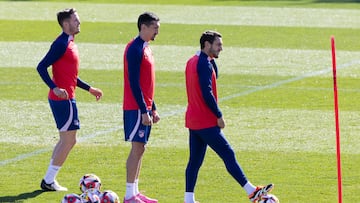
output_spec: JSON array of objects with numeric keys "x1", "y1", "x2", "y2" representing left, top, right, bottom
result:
[
  {"x1": 1, "y1": 0, "x2": 360, "y2": 203},
  {"x1": 2, "y1": 20, "x2": 360, "y2": 50}
]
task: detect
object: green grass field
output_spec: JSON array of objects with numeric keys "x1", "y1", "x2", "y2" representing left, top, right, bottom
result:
[{"x1": 1, "y1": 0, "x2": 360, "y2": 202}]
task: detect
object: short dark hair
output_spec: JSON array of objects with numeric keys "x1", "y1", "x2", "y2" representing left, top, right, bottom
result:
[
  {"x1": 57, "y1": 8, "x2": 76, "y2": 27},
  {"x1": 137, "y1": 12, "x2": 160, "y2": 31},
  {"x1": 200, "y1": 30, "x2": 222, "y2": 49}
]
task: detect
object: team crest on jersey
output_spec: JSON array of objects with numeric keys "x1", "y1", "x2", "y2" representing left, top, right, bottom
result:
[{"x1": 138, "y1": 130, "x2": 145, "y2": 138}]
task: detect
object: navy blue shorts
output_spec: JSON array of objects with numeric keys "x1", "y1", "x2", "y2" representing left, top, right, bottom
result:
[
  {"x1": 49, "y1": 99, "x2": 80, "y2": 132},
  {"x1": 123, "y1": 110, "x2": 151, "y2": 143}
]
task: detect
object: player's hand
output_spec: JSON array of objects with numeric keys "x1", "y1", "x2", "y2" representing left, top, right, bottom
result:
[
  {"x1": 53, "y1": 87, "x2": 69, "y2": 99},
  {"x1": 89, "y1": 87, "x2": 103, "y2": 101},
  {"x1": 152, "y1": 111, "x2": 160, "y2": 124},
  {"x1": 142, "y1": 112, "x2": 152, "y2": 126},
  {"x1": 217, "y1": 117, "x2": 225, "y2": 129}
]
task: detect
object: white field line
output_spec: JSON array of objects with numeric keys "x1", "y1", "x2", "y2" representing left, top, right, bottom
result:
[
  {"x1": 220, "y1": 59, "x2": 360, "y2": 101},
  {"x1": 1, "y1": 60, "x2": 359, "y2": 166},
  {"x1": 0, "y1": 2, "x2": 360, "y2": 28},
  {"x1": 2, "y1": 42, "x2": 360, "y2": 77}
]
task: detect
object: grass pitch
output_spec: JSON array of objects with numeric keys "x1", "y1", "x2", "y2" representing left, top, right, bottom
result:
[{"x1": 1, "y1": 0, "x2": 360, "y2": 202}]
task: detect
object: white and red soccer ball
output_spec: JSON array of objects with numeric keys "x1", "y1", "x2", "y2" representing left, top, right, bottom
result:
[
  {"x1": 258, "y1": 194, "x2": 279, "y2": 203},
  {"x1": 101, "y1": 190, "x2": 120, "y2": 203},
  {"x1": 61, "y1": 193, "x2": 82, "y2": 203},
  {"x1": 63, "y1": 174, "x2": 119, "y2": 203},
  {"x1": 79, "y1": 173, "x2": 102, "y2": 193},
  {"x1": 80, "y1": 188, "x2": 102, "y2": 203}
]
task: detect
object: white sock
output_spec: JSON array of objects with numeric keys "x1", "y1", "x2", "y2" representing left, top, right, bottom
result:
[
  {"x1": 125, "y1": 182, "x2": 136, "y2": 200},
  {"x1": 134, "y1": 179, "x2": 140, "y2": 195},
  {"x1": 44, "y1": 164, "x2": 60, "y2": 184},
  {"x1": 184, "y1": 192, "x2": 195, "y2": 203},
  {"x1": 243, "y1": 181, "x2": 257, "y2": 195}
]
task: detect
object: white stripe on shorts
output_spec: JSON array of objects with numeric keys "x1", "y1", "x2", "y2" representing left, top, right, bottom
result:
[
  {"x1": 59, "y1": 100, "x2": 73, "y2": 132},
  {"x1": 128, "y1": 109, "x2": 141, "y2": 141}
]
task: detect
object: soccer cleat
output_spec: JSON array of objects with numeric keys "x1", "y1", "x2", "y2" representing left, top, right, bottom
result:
[
  {"x1": 184, "y1": 202, "x2": 200, "y2": 203},
  {"x1": 248, "y1": 183, "x2": 274, "y2": 203},
  {"x1": 40, "y1": 179, "x2": 68, "y2": 191},
  {"x1": 137, "y1": 193, "x2": 158, "y2": 203},
  {"x1": 123, "y1": 196, "x2": 145, "y2": 203}
]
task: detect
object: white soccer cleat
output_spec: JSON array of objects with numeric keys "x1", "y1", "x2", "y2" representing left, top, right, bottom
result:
[{"x1": 40, "y1": 179, "x2": 68, "y2": 191}]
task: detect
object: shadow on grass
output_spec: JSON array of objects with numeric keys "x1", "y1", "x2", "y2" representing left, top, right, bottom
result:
[{"x1": 0, "y1": 190, "x2": 44, "y2": 202}]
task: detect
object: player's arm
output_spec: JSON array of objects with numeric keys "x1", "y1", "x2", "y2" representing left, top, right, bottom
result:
[
  {"x1": 197, "y1": 60, "x2": 222, "y2": 119},
  {"x1": 37, "y1": 39, "x2": 69, "y2": 99},
  {"x1": 127, "y1": 47, "x2": 148, "y2": 114},
  {"x1": 210, "y1": 59, "x2": 219, "y2": 79},
  {"x1": 151, "y1": 101, "x2": 157, "y2": 112},
  {"x1": 77, "y1": 78, "x2": 91, "y2": 91},
  {"x1": 151, "y1": 101, "x2": 160, "y2": 123},
  {"x1": 36, "y1": 40, "x2": 67, "y2": 90},
  {"x1": 77, "y1": 78, "x2": 103, "y2": 101}
]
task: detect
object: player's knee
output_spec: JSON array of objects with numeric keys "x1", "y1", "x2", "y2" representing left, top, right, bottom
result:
[
  {"x1": 220, "y1": 148, "x2": 236, "y2": 162},
  {"x1": 131, "y1": 142, "x2": 146, "y2": 155},
  {"x1": 71, "y1": 138, "x2": 77, "y2": 146}
]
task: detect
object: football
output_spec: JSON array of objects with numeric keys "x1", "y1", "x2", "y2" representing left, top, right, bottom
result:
[
  {"x1": 81, "y1": 188, "x2": 102, "y2": 203},
  {"x1": 79, "y1": 173, "x2": 102, "y2": 193},
  {"x1": 258, "y1": 194, "x2": 279, "y2": 203},
  {"x1": 101, "y1": 190, "x2": 120, "y2": 203},
  {"x1": 61, "y1": 193, "x2": 82, "y2": 203}
]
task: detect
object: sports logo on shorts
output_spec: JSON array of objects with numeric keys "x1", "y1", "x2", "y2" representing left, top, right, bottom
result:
[{"x1": 138, "y1": 130, "x2": 145, "y2": 138}]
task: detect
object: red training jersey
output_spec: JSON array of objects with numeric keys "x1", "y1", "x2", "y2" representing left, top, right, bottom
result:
[
  {"x1": 123, "y1": 36, "x2": 155, "y2": 112},
  {"x1": 48, "y1": 36, "x2": 79, "y2": 100},
  {"x1": 185, "y1": 52, "x2": 218, "y2": 130}
]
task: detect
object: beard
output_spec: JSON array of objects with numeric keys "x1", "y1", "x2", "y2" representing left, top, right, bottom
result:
[
  {"x1": 70, "y1": 26, "x2": 80, "y2": 35},
  {"x1": 210, "y1": 50, "x2": 219, "y2": 58},
  {"x1": 151, "y1": 34, "x2": 157, "y2": 41},
  {"x1": 209, "y1": 47, "x2": 220, "y2": 58}
]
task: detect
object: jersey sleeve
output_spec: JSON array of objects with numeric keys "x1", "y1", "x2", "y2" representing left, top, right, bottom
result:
[
  {"x1": 210, "y1": 59, "x2": 219, "y2": 79},
  {"x1": 152, "y1": 100, "x2": 157, "y2": 111},
  {"x1": 36, "y1": 39, "x2": 67, "y2": 89},
  {"x1": 77, "y1": 77, "x2": 91, "y2": 91},
  {"x1": 126, "y1": 45, "x2": 148, "y2": 114},
  {"x1": 197, "y1": 59, "x2": 222, "y2": 118}
]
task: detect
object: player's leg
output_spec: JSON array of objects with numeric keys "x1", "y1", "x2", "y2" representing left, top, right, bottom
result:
[
  {"x1": 184, "y1": 129, "x2": 207, "y2": 203},
  {"x1": 202, "y1": 127, "x2": 273, "y2": 202},
  {"x1": 51, "y1": 130, "x2": 77, "y2": 165},
  {"x1": 126, "y1": 141, "x2": 145, "y2": 186},
  {"x1": 123, "y1": 110, "x2": 155, "y2": 203},
  {"x1": 133, "y1": 150, "x2": 157, "y2": 203},
  {"x1": 134, "y1": 111, "x2": 158, "y2": 203},
  {"x1": 41, "y1": 99, "x2": 79, "y2": 191},
  {"x1": 202, "y1": 127, "x2": 248, "y2": 186}
]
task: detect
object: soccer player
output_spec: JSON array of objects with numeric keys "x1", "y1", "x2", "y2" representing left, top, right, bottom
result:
[
  {"x1": 36, "y1": 8, "x2": 103, "y2": 191},
  {"x1": 122, "y1": 12, "x2": 160, "y2": 203},
  {"x1": 184, "y1": 30, "x2": 274, "y2": 203}
]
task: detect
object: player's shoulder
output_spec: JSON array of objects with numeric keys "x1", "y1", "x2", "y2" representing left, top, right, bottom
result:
[
  {"x1": 51, "y1": 32, "x2": 70, "y2": 50},
  {"x1": 129, "y1": 37, "x2": 145, "y2": 48},
  {"x1": 198, "y1": 53, "x2": 211, "y2": 66},
  {"x1": 127, "y1": 37, "x2": 145, "y2": 56}
]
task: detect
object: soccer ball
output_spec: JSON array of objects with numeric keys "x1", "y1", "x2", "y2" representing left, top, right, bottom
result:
[
  {"x1": 61, "y1": 193, "x2": 82, "y2": 203},
  {"x1": 100, "y1": 190, "x2": 120, "y2": 203},
  {"x1": 258, "y1": 194, "x2": 279, "y2": 203},
  {"x1": 79, "y1": 173, "x2": 102, "y2": 193},
  {"x1": 81, "y1": 188, "x2": 102, "y2": 203}
]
